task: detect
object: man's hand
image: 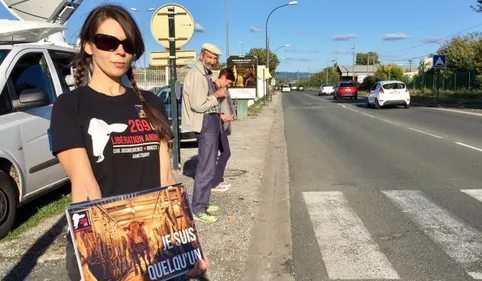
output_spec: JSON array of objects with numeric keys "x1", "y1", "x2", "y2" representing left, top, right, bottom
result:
[
  {"x1": 221, "y1": 114, "x2": 234, "y2": 122},
  {"x1": 213, "y1": 88, "x2": 228, "y2": 99},
  {"x1": 185, "y1": 252, "x2": 209, "y2": 278}
]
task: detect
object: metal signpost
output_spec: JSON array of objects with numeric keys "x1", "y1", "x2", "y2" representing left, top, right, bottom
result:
[
  {"x1": 432, "y1": 54, "x2": 447, "y2": 105},
  {"x1": 150, "y1": 4, "x2": 195, "y2": 170}
]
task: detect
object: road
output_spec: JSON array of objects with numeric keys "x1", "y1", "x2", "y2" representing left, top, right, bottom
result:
[{"x1": 284, "y1": 91, "x2": 482, "y2": 281}]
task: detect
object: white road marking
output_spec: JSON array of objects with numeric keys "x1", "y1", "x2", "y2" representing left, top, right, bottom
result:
[
  {"x1": 379, "y1": 119, "x2": 400, "y2": 126},
  {"x1": 341, "y1": 104, "x2": 346, "y2": 108},
  {"x1": 461, "y1": 189, "x2": 482, "y2": 203},
  {"x1": 455, "y1": 142, "x2": 482, "y2": 153},
  {"x1": 362, "y1": 113, "x2": 375, "y2": 118},
  {"x1": 408, "y1": 128, "x2": 444, "y2": 139},
  {"x1": 429, "y1": 107, "x2": 482, "y2": 117},
  {"x1": 302, "y1": 191, "x2": 400, "y2": 280},
  {"x1": 383, "y1": 190, "x2": 482, "y2": 280}
]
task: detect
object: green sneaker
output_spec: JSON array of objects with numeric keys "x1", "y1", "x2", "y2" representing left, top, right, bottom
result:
[
  {"x1": 194, "y1": 212, "x2": 218, "y2": 223},
  {"x1": 207, "y1": 205, "x2": 220, "y2": 212}
]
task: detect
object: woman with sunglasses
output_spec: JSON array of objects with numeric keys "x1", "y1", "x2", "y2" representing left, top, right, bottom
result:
[{"x1": 50, "y1": 4, "x2": 208, "y2": 280}]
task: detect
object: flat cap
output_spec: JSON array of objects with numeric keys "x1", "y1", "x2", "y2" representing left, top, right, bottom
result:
[{"x1": 201, "y1": 43, "x2": 222, "y2": 56}]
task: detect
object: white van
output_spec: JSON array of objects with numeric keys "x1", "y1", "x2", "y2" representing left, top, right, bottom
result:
[{"x1": 0, "y1": 21, "x2": 78, "y2": 238}]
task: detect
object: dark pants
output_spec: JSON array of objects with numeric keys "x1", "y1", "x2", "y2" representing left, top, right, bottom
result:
[
  {"x1": 66, "y1": 232, "x2": 81, "y2": 281},
  {"x1": 192, "y1": 114, "x2": 221, "y2": 214},
  {"x1": 212, "y1": 127, "x2": 231, "y2": 188}
]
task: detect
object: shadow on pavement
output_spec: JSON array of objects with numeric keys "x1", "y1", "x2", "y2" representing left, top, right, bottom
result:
[
  {"x1": 182, "y1": 155, "x2": 198, "y2": 179},
  {"x1": 3, "y1": 216, "x2": 67, "y2": 281}
]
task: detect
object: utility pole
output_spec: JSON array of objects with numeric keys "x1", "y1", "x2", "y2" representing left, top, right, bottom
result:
[
  {"x1": 168, "y1": 6, "x2": 180, "y2": 170},
  {"x1": 352, "y1": 44, "x2": 355, "y2": 82},
  {"x1": 225, "y1": 0, "x2": 229, "y2": 57},
  {"x1": 367, "y1": 52, "x2": 370, "y2": 76}
]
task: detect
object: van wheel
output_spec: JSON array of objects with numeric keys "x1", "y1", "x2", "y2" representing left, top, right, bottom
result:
[
  {"x1": 0, "y1": 170, "x2": 17, "y2": 239},
  {"x1": 404, "y1": 104, "x2": 410, "y2": 109}
]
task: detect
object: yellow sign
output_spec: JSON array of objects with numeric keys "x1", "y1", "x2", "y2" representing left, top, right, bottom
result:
[
  {"x1": 150, "y1": 50, "x2": 197, "y2": 66},
  {"x1": 263, "y1": 68, "x2": 272, "y2": 79},
  {"x1": 150, "y1": 4, "x2": 195, "y2": 49}
]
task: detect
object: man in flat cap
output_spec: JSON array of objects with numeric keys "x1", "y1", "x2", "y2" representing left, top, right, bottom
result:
[{"x1": 182, "y1": 43, "x2": 227, "y2": 223}]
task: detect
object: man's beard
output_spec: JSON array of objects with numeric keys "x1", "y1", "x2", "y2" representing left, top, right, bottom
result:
[{"x1": 202, "y1": 60, "x2": 213, "y2": 70}]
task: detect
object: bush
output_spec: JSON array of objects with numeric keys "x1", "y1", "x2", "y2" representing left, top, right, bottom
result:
[{"x1": 359, "y1": 76, "x2": 377, "y2": 91}]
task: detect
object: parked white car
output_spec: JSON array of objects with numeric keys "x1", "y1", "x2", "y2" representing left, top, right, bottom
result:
[
  {"x1": 319, "y1": 83, "x2": 335, "y2": 95},
  {"x1": 367, "y1": 80, "x2": 410, "y2": 109}
]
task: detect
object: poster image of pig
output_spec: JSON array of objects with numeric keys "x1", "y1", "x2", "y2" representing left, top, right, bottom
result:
[{"x1": 66, "y1": 183, "x2": 203, "y2": 281}]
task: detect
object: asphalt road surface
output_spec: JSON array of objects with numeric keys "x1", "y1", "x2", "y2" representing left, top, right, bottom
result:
[{"x1": 284, "y1": 91, "x2": 482, "y2": 281}]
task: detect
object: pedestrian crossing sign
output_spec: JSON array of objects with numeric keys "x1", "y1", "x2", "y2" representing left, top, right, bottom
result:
[{"x1": 433, "y1": 55, "x2": 446, "y2": 68}]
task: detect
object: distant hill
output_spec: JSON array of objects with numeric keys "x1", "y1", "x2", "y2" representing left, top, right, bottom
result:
[{"x1": 275, "y1": 71, "x2": 311, "y2": 81}]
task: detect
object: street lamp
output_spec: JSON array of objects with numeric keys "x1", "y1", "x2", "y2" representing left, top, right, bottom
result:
[
  {"x1": 265, "y1": 1, "x2": 298, "y2": 103},
  {"x1": 131, "y1": 7, "x2": 155, "y2": 88},
  {"x1": 274, "y1": 44, "x2": 290, "y2": 55}
]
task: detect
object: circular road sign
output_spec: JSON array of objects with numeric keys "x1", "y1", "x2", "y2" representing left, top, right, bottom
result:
[{"x1": 150, "y1": 3, "x2": 195, "y2": 49}]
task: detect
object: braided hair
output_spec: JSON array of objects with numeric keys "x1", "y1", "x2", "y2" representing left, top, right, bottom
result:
[{"x1": 73, "y1": 4, "x2": 173, "y2": 141}]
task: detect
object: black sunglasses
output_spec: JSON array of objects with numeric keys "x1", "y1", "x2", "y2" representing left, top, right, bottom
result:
[{"x1": 91, "y1": 34, "x2": 135, "y2": 54}]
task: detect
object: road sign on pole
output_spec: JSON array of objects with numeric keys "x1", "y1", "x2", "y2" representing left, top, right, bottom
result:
[
  {"x1": 433, "y1": 55, "x2": 446, "y2": 69},
  {"x1": 150, "y1": 49, "x2": 196, "y2": 66}
]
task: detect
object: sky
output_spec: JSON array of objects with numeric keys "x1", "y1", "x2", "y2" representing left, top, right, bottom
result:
[{"x1": 1, "y1": 0, "x2": 481, "y2": 73}]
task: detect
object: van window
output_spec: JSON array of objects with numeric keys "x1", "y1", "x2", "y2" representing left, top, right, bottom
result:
[
  {"x1": 10, "y1": 52, "x2": 55, "y2": 103},
  {"x1": 48, "y1": 50, "x2": 76, "y2": 93},
  {"x1": 0, "y1": 82, "x2": 12, "y2": 116}
]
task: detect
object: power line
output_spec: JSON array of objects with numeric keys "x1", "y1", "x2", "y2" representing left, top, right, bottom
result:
[{"x1": 383, "y1": 22, "x2": 482, "y2": 54}]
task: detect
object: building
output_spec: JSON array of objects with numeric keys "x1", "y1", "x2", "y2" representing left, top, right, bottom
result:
[{"x1": 337, "y1": 65, "x2": 379, "y2": 83}]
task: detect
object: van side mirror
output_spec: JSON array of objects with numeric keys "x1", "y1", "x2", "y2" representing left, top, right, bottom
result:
[{"x1": 14, "y1": 88, "x2": 50, "y2": 110}]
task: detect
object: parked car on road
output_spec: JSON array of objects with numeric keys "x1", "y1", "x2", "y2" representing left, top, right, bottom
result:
[
  {"x1": 319, "y1": 83, "x2": 335, "y2": 95},
  {"x1": 282, "y1": 85, "x2": 291, "y2": 92},
  {"x1": 153, "y1": 85, "x2": 197, "y2": 142},
  {"x1": 297, "y1": 85, "x2": 304, "y2": 91},
  {"x1": 334, "y1": 81, "x2": 358, "y2": 100},
  {"x1": 367, "y1": 80, "x2": 410, "y2": 109}
]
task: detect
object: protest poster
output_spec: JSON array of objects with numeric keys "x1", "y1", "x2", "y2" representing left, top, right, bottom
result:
[{"x1": 66, "y1": 183, "x2": 202, "y2": 281}]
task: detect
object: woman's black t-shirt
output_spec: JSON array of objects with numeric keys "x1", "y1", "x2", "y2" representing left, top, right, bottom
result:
[{"x1": 50, "y1": 86, "x2": 167, "y2": 199}]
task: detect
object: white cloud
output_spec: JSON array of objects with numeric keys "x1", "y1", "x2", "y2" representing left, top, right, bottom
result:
[
  {"x1": 333, "y1": 34, "x2": 359, "y2": 41},
  {"x1": 194, "y1": 23, "x2": 206, "y2": 32},
  {"x1": 249, "y1": 26, "x2": 263, "y2": 33},
  {"x1": 382, "y1": 32, "x2": 411, "y2": 41}
]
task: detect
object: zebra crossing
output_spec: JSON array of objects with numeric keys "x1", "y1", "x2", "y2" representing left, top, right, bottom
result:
[{"x1": 302, "y1": 189, "x2": 482, "y2": 280}]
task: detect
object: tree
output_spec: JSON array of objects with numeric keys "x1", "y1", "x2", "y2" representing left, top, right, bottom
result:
[
  {"x1": 356, "y1": 52, "x2": 380, "y2": 65},
  {"x1": 375, "y1": 64, "x2": 405, "y2": 81},
  {"x1": 471, "y1": 0, "x2": 482, "y2": 12},
  {"x1": 246, "y1": 48, "x2": 280, "y2": 75},
  {"x1": 437, "y1": 33, "x2": 481, "y2": 72},
  {"x1": 298, "y1": 65, "x2": 339, "y2": 86},
  {"x1": 212, "y1": 62, "x2": 227, "y2": 70}
]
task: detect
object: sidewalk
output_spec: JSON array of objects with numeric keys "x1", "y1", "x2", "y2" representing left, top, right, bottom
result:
[{"x1": 0, "y1": 93, "x2": 282, "y2": 281}]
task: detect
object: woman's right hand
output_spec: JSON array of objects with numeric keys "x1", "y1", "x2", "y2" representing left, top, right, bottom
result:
[{"x1": 185, "y1": 252, "x2": 209, "y2": 278}]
